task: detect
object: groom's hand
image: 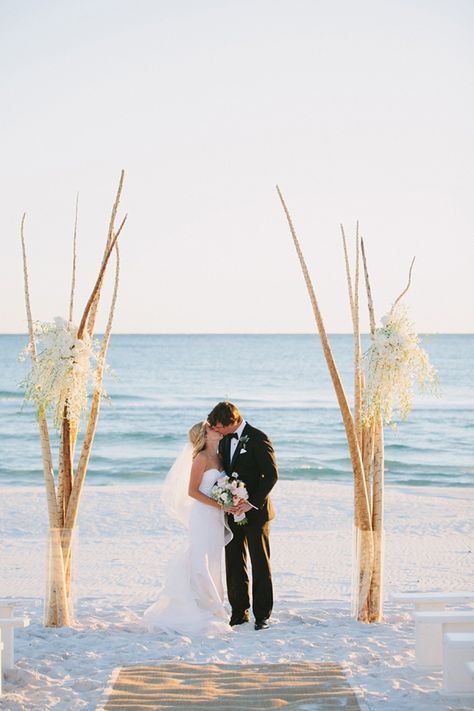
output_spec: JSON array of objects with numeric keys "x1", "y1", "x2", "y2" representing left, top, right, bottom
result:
[{"x1": 235, "y1": 500, "x2": 252, "y2": 515}]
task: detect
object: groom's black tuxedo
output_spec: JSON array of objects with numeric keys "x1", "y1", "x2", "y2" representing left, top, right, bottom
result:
[
  {"x1": 220, "y1": 422, "x2": 277, "y2": 523},
  {"x1": 219, "y1": 422, "x2": 278, "y2": 623}
]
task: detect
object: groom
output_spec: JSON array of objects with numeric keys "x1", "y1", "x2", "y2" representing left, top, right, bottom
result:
[{"x1": 207, "y1": 401, "x2": 278, "y2": 630}]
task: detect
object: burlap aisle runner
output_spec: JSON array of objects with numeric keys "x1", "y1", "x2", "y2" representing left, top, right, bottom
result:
[{"x1": 102, "y1": 661, "x2": 362, "y2": 710}]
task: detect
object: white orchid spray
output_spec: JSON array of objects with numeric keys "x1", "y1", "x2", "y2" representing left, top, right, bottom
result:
[
  {"x1": 362, "y1": 302, "x2": 438, "y2": 427},
  {"x1": 20, "y1": 317, "x2": 104, "y2": 430}
]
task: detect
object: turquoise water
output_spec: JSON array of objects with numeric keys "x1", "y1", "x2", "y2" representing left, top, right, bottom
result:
[{"x1": 0, "y1": 334, "x2": 472, "y2": 487}]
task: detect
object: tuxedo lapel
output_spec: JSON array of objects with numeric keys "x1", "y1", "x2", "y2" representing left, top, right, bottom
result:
[
  {"x1": 230, "y1": 439, "x2": 243, "y2": 471},
  {"x1": 229, "y1": 423, "x2": 250, "y2": 471},
  {"x1": 225, "y1": 434, "x2": 232, "y2": 472}
]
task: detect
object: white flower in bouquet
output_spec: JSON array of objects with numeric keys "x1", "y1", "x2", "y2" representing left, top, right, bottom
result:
[
  {"x1": 362, "y1": 303, "x2": 438, "y2": 427},
  {"x1": 20, "y1": 317, "x2": 106, "y2": 430}
]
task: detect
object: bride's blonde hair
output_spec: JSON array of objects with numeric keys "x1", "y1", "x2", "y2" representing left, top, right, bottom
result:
[{"x1": 188, "y1": 421, "x2": 207, "y2": 460}]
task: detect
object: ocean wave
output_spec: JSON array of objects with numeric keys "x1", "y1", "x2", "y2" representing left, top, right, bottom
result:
[
  {"x1": 0, "y1": 464, "x2": 471, "y2": 487},
  {"x1": 2, "y1": 450, "x2": 471, "y2": 485},
  {"x1": 98, "y1": 397, "x2": 474, "y2": 413},
  {"x1": 0, "y1": 389, "x2": 23, "y2": 400}
]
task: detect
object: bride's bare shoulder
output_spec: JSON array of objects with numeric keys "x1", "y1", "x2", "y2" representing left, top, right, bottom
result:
[
  {"x1": 192, "y1": 451, "x2": 219, "y2": 475},
  {"x1": 191, "y1": 452, "x2": 207, "y2": 471}
]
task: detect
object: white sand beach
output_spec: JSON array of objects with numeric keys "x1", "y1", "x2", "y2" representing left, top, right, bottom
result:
[{"x1": 1, "y1": 480, "x2": 473, "y2": 710}]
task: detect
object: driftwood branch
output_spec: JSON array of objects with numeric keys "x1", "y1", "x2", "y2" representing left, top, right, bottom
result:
[
  {"x1": 391, "y1": 257, "x2": 415, "y2": 314},
  {"x1": 86, "y1": 170, "x2": 125, "y2": 337},
  {"x1": 353, "y1": 223, "x2": 362, "y2": 448},
  {"x1": 66, "y1": 242, "x2": 121, "y2": 529},
  {"x1": 68, "y1": 193, "x2": 79, "y2": 324},
  {"x1": 58, "y1": 194, "x2": 80, "y2": 523},
  {"x1": 276, "y1": 186, "x2": 372, "y2": 533},
  {"x1": 341, "y1": 224, "x2": 355, "y2": 317},
  {"x1": 360, "y1": 238, "x2": 376, "y2": 337},
  {"x1": 354, "y1": 222, "x2": 360, "y2": 326},
  {"x1": 105, "y1": 170, "x2": 125, "y2": 255},
  {"x1": 20, "y1": 214, "x2": 60, "y2": 528},
  {"x1": 341, "y1": 223, "x2": 363, "y2": 449},
  {"x1": 20, "y1": 214, "x2": 36, "y2": 359},
  {"x1": 77, "y1": 214, "x2": 127, "y2": 340}
]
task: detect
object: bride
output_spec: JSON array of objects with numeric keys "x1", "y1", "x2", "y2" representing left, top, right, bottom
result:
[{"x1": 143, "y1": 421, "x2": 236, "y2": 635}]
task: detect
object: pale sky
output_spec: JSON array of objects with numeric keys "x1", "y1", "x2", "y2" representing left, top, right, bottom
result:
[{"x1": 1, "y1": 0, "x2": 473, "y2": 333}]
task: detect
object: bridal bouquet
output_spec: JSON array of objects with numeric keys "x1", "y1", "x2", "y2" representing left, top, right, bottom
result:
[{"x1": 211, "y1": 473, "x2": 250, "y2": 525}]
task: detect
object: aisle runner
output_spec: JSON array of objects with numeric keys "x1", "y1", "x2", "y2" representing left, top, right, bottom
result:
[{"x1": 102, "y1": 661, "x2": 362, "y2": 710}]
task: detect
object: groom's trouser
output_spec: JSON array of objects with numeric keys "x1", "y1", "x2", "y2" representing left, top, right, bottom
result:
[{"x1": 225, "y1": 520, "x2": 273, "y2": 620}]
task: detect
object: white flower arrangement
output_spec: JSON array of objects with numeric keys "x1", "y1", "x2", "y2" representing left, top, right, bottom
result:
[
  {"x1": 211, "y1": 473, "x2": 250, "y2": 525},
  {"x1": 362, "y1": 303, "x2": 438, "y2": 427},
  {"x1": 20, "y1": 317, "x2": 105, "y2": 430}
]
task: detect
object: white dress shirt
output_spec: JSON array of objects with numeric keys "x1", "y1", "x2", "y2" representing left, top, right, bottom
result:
[{"x1": 230, "y1": 419, "x2": 247, "y2": 461}]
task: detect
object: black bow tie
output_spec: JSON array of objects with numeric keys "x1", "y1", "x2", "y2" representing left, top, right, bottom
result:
[{"x1": 229, "y1": 433, "x2": 239, "y2": 440}]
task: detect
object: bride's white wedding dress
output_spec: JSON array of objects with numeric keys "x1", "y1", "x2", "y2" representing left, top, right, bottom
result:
[{"x1": 143, "y1": 468, "x2": 232, "y2": 635}]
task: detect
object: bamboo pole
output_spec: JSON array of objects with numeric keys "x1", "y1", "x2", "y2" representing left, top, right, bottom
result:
[
  {"x1": 20, "y1": 215, "x2": 60, "y2": 529},
  {"x1": 77, "y1": 217, "x2": 125, "y2": 341},
  {"x1": 341, "y1": 225, "x2": 355, "y2": 315},
  {"x1": 66, "y1": 212, "x2": 124, "y2": 525},
  {"x1": 361, "y1": 424, "x2": 374, "y2": 512},
  {"x1": 57, "y1": 413, "x2": 73, "y2": 525},
  {"x1": 61, "y1": 189, "x2": 124, "y2": 615},
  {"x1": 365, "y1": 255, "x2": 415, "y2": 623},
  {"x1": 360, "y1": 235, "x2": 377, "y2": 503},
  {"x1": 340, "y1": 225, "x2": 363, "y2": 448},
  {"x1": 276, "y1": 188, "x2": 374, "y2": 619},
  {"x1": 21, "y1": 215, "x2": 70, "y2": 625},
  {"x1": 65, "y1": 242, "x2": 120, "y2": 531},
  {"x1": 62, "y1": 181, "x2": 124, "y2": 621},
  {"x1": 276, "y1": 187, "x2": 371, "y2": 527},
  {"x1": 360, "y1": 237, "x2": 385, "y2": 621},
  {"x1": 67, "y1": 194, "x2": 81, "y2": 496},
  {"x1": 59, "y1": 193, "x2": 80, "y2": 521},
  {"x1": 353, "y1": 224, "x2": 363, "y2": 449},
  {"x1": 341, "y1": 226, "x2": 372, "y2": 510},
  {"x1": 368, "y1": 414, "x2": 384, "y2": 621},
  {"x1": 68, "y1": 193, "x2": 79, "y2": 325},
  {"x1": 360, "y1": 238, "x2": 376, "y2": 337},
  {"x1": 349, "y1": 225, "x2": 373, "y2": 621},
  {"x1": 59, "y1": 235, "x2": 123, "y2": 617},
  {"x1": 390, "y1": 257, "x2": 415, "y2": 315},
  {"x1": 86, "y1": 170, "x2": 125, "y2": 337}
]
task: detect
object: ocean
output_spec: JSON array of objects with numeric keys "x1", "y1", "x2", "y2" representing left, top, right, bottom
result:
[{"x1": 0, "y1": 334, "x2": 472, "y2": 488}]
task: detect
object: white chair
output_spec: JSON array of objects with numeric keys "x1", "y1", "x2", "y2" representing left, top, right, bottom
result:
[
  {"x1": 443, "y1": 632, "x2": 474, "y2": 695},
  {"x1": 468, "y1": 661, "x2": 474, "y2": 681},
  {"x1": 414, "y1": 610, "x2": 474, "y2": 668},
  {"x1": 0, "y1": 604, "x2": 30, "y2": 671},
  {"x1": 391, "y1": 591, "x2": 474, "y2": 612},
  {"x1": 0, "y1": 631, "x2": 4, "y2": 696}
]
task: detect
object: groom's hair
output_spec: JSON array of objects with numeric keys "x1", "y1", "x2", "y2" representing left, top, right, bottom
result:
[{"x1": 207, "y1": 401, "x2": 241, "y2": 427}]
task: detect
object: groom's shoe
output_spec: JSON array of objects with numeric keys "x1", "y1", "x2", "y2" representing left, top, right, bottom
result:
[
  {"x1": 254, "y1": 618, "x2": 270, "y2": 630},
  {"x1": 230, "y1": 614, "x2": 249, "y2": 626}
]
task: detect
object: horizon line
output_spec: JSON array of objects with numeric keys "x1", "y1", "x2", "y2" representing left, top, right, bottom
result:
[{"x1": 1, "y1": 331, "x2": 473, "y2": 337}]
